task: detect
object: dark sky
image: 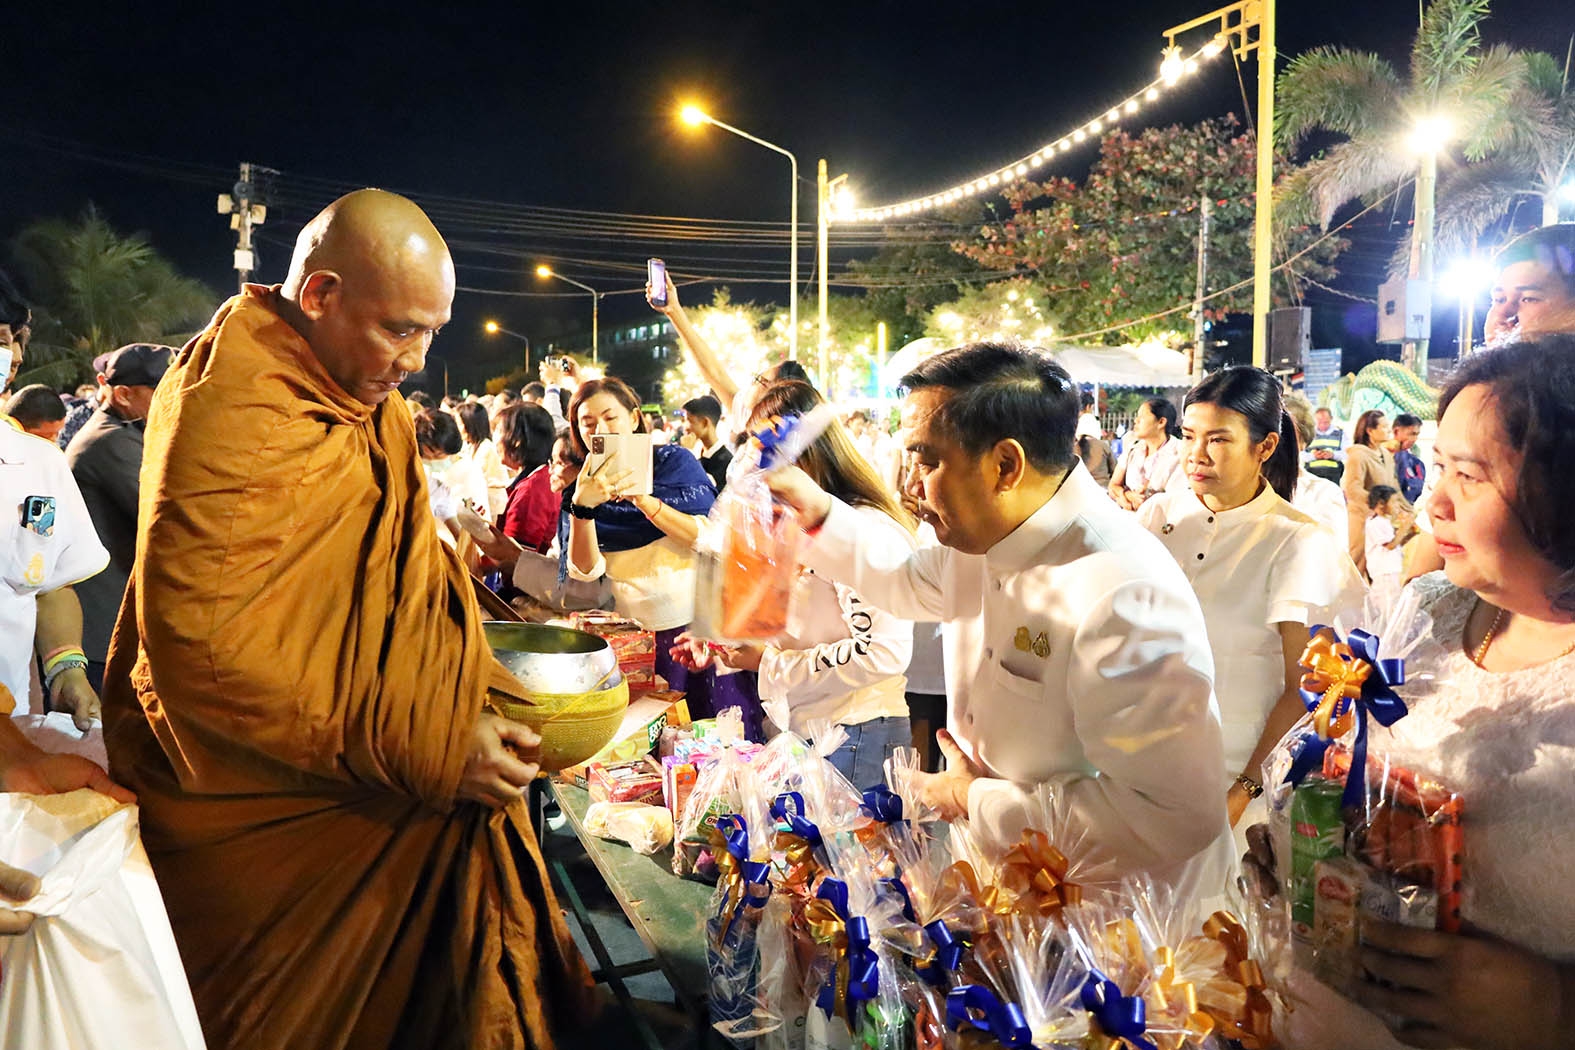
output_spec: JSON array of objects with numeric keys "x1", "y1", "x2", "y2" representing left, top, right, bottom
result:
[{"x1": 6, "y1": 0, "x2": 1571, "y2": 387}]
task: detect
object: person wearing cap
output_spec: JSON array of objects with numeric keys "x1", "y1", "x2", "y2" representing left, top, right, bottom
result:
[{"x1": 65, "y1": 343, "x2": 174, "y2": 690}]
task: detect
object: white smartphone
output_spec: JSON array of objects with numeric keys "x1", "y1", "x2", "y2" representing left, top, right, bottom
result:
[{"x1": 584, "y1": 432, "x2": 654, "y2": 497}]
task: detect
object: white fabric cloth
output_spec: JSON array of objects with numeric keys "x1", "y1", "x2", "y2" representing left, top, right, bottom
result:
[
  {"x1": 1292, "y1": 470, "x2": 1349, "y2": 550},
  {"x1": 1112, "y1": 436, "x2": 1183, "y2": 496},
  {"x1": 757, "y1": 505, "x2": 914, "y2": 735},
  {"x1": 803, "y1": 463, "x2": 1233, "y2": 899},
  {"x1": 1282, "y1": 573, "x2": 1575, "y2": 1050},
  {"x1": 568, "y1": 534, "x2": 699, "y2": 632},
  {"x1": 425, "y1": 453, "x2": 490, "y2": 518},
  {"x1": 0, "y1": 426, "x2": 109, "y2": 713},
  {"x1": 1365, "y1": 514, "x2": 1404, "y2": 584},
  {"x1": 1075, "y1": 411, "x2": 1102, "y2": 440},
  {"x1": 1138, "y1": 484, "x2": 1364, "y2": 781}
]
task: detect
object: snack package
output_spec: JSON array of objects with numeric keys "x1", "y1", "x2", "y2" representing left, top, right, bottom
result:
[
  {"x1": 583, "y1": 801, "x2": 674, "y2": 855},
  {"x1": 1260, "y1": 581, "x2": 1464, "y2": 1004},
  {"x1": 586, "y1": 758, "x2": 664, "y2": 806},
  {"x1": 691, "y1": 407, "x2": 834, "y2": 643}
]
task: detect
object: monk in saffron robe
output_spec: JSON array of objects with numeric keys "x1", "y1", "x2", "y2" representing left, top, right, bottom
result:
[{"x1": 102, "y1": 190, "x2": 592, "y2": 1050}]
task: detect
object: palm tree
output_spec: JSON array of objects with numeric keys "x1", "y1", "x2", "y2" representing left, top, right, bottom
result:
[
  {"x1": 1275, "y1": 0, "x2": 1526, "y2": 374},
  {"x1": 7, "y1": 206, "x2": 215, "y2": 388},
  {"x1": 1428, "y1": 45, "x2": 1575, "y2": 257}
]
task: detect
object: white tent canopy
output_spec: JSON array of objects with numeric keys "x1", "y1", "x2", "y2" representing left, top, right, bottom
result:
[{"x1": 879, "y1": 336, "x2": 1189, "y2": 393}]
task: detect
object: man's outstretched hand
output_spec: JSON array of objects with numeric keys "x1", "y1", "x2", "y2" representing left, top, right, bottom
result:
[{"x1": 0, "y1": 749, "x2": 135, "y2": 805}]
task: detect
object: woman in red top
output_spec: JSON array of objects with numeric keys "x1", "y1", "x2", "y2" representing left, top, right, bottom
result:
[{"x1": 494, "y1": 402, "x2": 558, "y2": 552}]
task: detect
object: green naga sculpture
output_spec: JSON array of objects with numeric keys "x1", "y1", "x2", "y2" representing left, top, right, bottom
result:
[{"x1": 1318, "y1": 360, "x2": 1441, "y2": 422}]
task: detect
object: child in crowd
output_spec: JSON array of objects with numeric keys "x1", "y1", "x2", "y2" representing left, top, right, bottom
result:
[{"x1": 1363, "y1": 484, "x2": 1414, "y2": 589}]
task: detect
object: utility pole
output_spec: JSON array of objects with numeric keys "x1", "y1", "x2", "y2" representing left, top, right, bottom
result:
[
  {"x1": 1191, "y1": 196, "x2": 1213, "y2": 380},
  {"x1": 217, "y1": 162, "x2": 269, "y2": 292},
  {"x1": 816, "y1": 160, "x2": 849, "y2": 395},
  {"x1": 1250, "y1": 0, "x2": 1275, "y2": 369},
  {"x1": 1404, "y1": 146, "x2": 1438, "y2": 379}
]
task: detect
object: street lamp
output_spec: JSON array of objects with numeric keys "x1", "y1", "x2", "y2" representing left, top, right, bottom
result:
[
  {"x1": 678, "y1": 101, "x2": 800, "y2": 363},
  {"x1": 1163, "y1": 1, "x2": 1274, "y2": 367},
  {"x1": 1403, "y1": 114, "x2": 1454, "y2": 375},
  {"x1": 534, "y1": 266, "x2": 600, "y2": 364},
  {"x1": 1440, "y1": 256, "x2": 1494, "y2": 356},
  {"x1": 483, "y1": 320, "x2": 531, "y2": 374}
]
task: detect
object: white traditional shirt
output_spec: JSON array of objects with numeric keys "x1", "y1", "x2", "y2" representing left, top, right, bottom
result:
[
  {"x1": 757, "y1": 505, "x2": 914, "y2": 735},
  {"x1": 1292, "y1": 470, "x2": 1349, "y2": 550},
  {"x1": 0, "y1": 425, "x2": 109, "y2": 713},
  {"x1": 804, "y1": 463, "x2": 1233, "y2": 898},
  {"x1": 1113, "y1": 436, "x2": 1183, "y2": 496},
  {"x1": 1138, "y1": 483, "x2": 1364, "y2": 781}
]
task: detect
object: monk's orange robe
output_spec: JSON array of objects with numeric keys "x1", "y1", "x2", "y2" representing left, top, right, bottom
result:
[{"x1": 103, "y1": 286, "x2": 591, "y2": 1050}]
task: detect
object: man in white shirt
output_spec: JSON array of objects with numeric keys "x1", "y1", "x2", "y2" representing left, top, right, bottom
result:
[
  {"x1": 681, "y1": 394, "x2": 732, "y2": 491},
  {"x1": 768, "y1": 342, "x2": 1231, "y2": 894}
]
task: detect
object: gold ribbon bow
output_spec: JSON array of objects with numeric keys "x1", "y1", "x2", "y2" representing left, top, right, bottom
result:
[
  {"x1": 1298, "y1": 633, "x2": 1372, "y2": 738},
  {"x1": 773, "y1": 830, "x2": 819, "y2": 898},
  {"x1": 804, "y1": 896, "x2": 857, "y2": 1023},
  {"x1": 1143, "y1": 944, "x2": 1218, "y2": 1050},
  {"x1": 708, "y1": 825, "x2": 766, "y2": 944},
  {"x1": 1000, "y1": 829, "x2": 1082, "y2": 916},
  {"x1": 934, "y1": 860, "x2": 1010, "y2": 918},
  {"x1": 1197, "y1": 911, "x2": 1274, "y2": 1049}
]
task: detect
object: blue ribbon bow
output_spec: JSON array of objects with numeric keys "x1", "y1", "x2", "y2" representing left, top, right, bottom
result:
[
  {"x1": 945, "y1": 985, "x2": 1033, "y2": 1047},
  {"x1": 714, "y1": 815, "x2": 771, "y2": 918},
  {"x1": 1080, "y1": 970, "x2": 1156, "y2": 1050},
  {"x1": 770, "y1": 791, "x2": 824, "y2": 847},
  {"x1": 812, "y1": 878, "x2": 881, "y2": 1020},
  {"x1": 860, "y1": 785, "x2": 906, "y2": 825},
  {"x1": 754, "y1": 413, "x2": 800, "y2": 471},
  {"x1": 915, "y1": 919, "x2": 968, "y2": 988},
  {"x1": 1284, "y1": 626, "x2": 1410, "y2": 809}
]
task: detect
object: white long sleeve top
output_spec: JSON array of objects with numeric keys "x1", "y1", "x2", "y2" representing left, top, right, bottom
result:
[
  {"x1": 757, "y1": 504, "x2": 914, "y2": 735},
  {"x1": 801, "y1": 463, "x2": 1234, "y2": 899}
]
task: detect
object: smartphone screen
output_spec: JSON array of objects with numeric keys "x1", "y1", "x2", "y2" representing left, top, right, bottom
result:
[{"x1": 648, "y1": 258, "x2": 667, "y2": 306}]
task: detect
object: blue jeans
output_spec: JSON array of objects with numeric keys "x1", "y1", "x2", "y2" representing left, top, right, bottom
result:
[{"x1": 821, "y1": 717, "x2": 912, "y2": 792}]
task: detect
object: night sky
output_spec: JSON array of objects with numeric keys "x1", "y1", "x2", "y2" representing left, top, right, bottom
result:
[{"x1": 6, "y1": 0, "x2": 1571, "y2": 389}]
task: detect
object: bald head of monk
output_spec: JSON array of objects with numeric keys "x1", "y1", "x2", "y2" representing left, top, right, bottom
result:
[{"x1": 279, "y1": 189, "x2": 454, "y2": 406}]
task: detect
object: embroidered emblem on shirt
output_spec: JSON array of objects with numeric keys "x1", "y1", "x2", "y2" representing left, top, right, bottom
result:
[
  {"x1": 23, "y1": 553, "x2": 44, "y2": 586},
  {"x1": 1014, "y1": 627, "x2": 1051, "y2": 659},
  {"x1": 1160, "y1": 523, "x2": 1174, "y2": 534}
]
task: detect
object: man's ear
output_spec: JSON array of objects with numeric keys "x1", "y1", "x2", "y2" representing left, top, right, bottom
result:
[
  {"x1": 991, "y1": 438, "x2": 1030, "y2": 494},
  {"x1": 298, "y1": 270, "x2": 343, "y2": 322}
]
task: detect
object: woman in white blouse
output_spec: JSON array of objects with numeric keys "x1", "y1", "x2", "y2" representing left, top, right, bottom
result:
[
  {"x1": 675, "y1": 380, "x2": 919, "y2": 787},
  {"x1": 455, "y1": 401, "x2": 511, "y2": 517},
  {"x1": 1138, "y1": 367, "x2": 1363, "y2": 828},
  {"x1": 1108, "y1": 396, "x2": 1182, "y2": 509}
]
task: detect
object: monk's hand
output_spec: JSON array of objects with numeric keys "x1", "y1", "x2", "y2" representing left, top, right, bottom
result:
[
  {"x1": 0, "y1": 861, "x2": 40, "y2": 936},
  {"x1": 459, "y1": 712, "x2": 541, "y2": 808},
  {"x1": 1353, "y1": 920, "x2": 1575, "y2": 1050},
  {"x1": 1, "y1": 750, "x2": 136, "y2": 804},
  {"x1": 49, "y1": 666, "x2": 100, "y2": 731},
  {"x1": 908, "y1": 729, "x2": 981, "y2": 822}
]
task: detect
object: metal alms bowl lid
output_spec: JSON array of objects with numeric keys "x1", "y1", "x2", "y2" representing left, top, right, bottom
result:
[{"x1": 482, "y1": 621, "x2": 620, "y2": 695}]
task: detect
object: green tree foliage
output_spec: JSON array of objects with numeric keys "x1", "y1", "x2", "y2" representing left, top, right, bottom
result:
[
  {"x1": 956, "y1": 118, "x2": 1343, "y2": 343},
  {"x1": 8, "y1": 206, "x2": 215, "y2": 388}
]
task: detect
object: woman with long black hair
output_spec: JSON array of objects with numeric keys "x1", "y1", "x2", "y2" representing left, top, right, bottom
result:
[{"x1": 1137, "y1": 367, "x2": 1362, "y2": 829}]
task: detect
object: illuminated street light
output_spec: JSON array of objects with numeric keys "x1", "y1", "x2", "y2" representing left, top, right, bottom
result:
[
  {"x1": 535, "y1": 267, "x2": 601, "y2": 363},
  {"x1": 484, "y1": 320, "x2": 499, "y2": 334},
  {"x1": 483, "y1": 320, "x2": 530, "y2": 373},
  {"x1": 1439, "y1": 257, "x2": 1495, "y2": 299},
  {"x1": 677, "y1": 100, "x2": 800, "y2": 360},
  {"x1": 1407, "y1": 115, "x2": 1453, "y2": 155},
  {"x1": 1160, "y1": 45, "x2": 1185, "y2": 85}
]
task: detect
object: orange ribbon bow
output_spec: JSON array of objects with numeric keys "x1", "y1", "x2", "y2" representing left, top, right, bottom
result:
[
  {"x1": 1298, "y1": 632, "x2": 1372, "y2": 738},
  {"x1": 1000, "y1": 828, "x2": 1082, "y2": 916}
]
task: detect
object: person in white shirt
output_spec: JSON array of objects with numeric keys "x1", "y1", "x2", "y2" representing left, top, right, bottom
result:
[
  {"x1": 675, "y1": 379, "x2": 917, "y2": 788},
  {"x1": 1108, "y1": 396, "x2": 1182, "y2": 509},
  {"x1": 415, "y1": 407, "x2": 490, "y2": 543},
  {"x1": 1284, "y1": 393, "x2": 1350, "y2": 549},
  {"x1": 681, "y1": 394, "x2": 732, "y2": 492},
  {"x1": 1362, "y1": 484, "x2": 1414, "y2": 591},
  {"x1": 0, "y1": 421, "x2": 109, "y2": 724},
  {"x1": 454, "y1": 402, "x2": 511, "y2": 517},
  {"x1": 1074, "y1": 392, "x2": 1101, "y2": 441},
  {"x1": 767, "y1": 342, "x2": 1231, "y2": 897},
  {"x1": 1138, "y1": 367, "x2": 1364, "y2": 832}
]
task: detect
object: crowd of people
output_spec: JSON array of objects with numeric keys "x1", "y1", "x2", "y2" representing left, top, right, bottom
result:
[{"x1": 0, "y1": 194, "x2": 1573, "y2": 1049}]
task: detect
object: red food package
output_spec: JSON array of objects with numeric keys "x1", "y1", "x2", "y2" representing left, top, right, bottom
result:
[
  {"x1": 1323, "y1": 746, "x2": 1464, "y2": 932},
  {"x1": 587, "y1": 758, "x2": 665, "y2": 806}
]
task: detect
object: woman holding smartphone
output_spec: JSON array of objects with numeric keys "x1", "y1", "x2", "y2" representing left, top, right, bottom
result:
[
  {"x1": 564, "y1": 377, "x2": 726, "y2": 709},
  {"x1": 673, "y1": 380, "x2": 920, "y2": 786}
]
